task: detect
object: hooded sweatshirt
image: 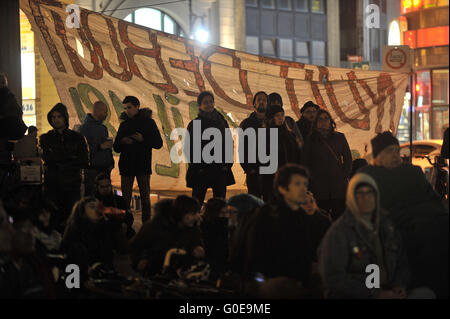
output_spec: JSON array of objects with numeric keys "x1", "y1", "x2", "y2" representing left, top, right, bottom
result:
[{"x1": 318, "y1": 173, "x2": 410, "y2": 299}]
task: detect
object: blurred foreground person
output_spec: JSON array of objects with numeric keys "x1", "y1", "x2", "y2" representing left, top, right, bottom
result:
[
  {"x1": 360, "y1": 131, "x2": 449, "y2": 298},
  {"x1": 245, "y1": 164, "x2": 313, "y2": 298},
  {"x1": 129, "y1": 195, "x2": 204, "y2": 276},
  {"x1": 319, "y1": 173, "x2": 435, "y2": 299}
]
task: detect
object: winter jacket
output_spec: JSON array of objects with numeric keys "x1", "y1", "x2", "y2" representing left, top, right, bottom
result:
[
  {"x1": 79, "y1": 114, "x2": 114, "y2": 170},
  {"x1": 359, "y1": 163, "x2": 449, "y2": 298},
  {"x1": 239, "y1": 112, "x2": 265, "y2": 174},
  {"x1": 264, "y1": 123, "x2": 302, "y2": 170},
  {"x1": 442, "y1": 127, "x2": 449, "y2": 159},
  {"x1": 285, "y1": 115, "x2": 304, "y2": 145},
  {"x1": 304, "y1": 130, "x2": 352, "y2": 200},
  {"x1": 319, "y1": 173, "x2": 410, "y2": 299},
  {"x1": 245, "y1": 198, "x2": 312, "y2": 283},
  {"x1": 302, "y1": 209, "x2": 331, "y2": 262},
  {"x1": 34, "y1": 227, "x2": 62, "y2": 253},
  {"x1": 39, "y1": 104, "x2": 89, "y2": 190},
  {"x1": 185, "y1": 109, "x2": 235, "y2": 188},
  {"x1": 201, "y1": 218, "x2": 230, "y2": 278},
  {"x1": 113, "y1": 108, "x2": 163, "y2": 176}
]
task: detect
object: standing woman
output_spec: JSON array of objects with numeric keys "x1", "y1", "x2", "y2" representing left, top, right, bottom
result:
[
  {"x1": 185, "y1": 91, "x2": 235, "y2": 204},
  {"x1": 304, "y1": 109, "x2": 352, "y2": 221}
]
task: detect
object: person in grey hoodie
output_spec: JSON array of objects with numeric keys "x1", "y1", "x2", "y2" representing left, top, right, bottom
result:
[
  {"x1": 79, "y1": 101, "x2": 115, "y2": 196},
  {"x1": 318, "y1": 172, "x2": 435, "y2": 299}
]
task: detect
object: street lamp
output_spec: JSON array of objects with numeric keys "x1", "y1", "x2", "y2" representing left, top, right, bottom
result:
[{"x1": 189, "y1": 0, "x2": 209, "y2": 43}]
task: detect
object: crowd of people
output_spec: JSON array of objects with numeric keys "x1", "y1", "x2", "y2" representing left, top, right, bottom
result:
[{"x1": 0, "y1": 70, "x2": 448, "y2": 299}]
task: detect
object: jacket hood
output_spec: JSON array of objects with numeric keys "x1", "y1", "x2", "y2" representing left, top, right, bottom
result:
[
  {"x1": 345, "y1": 172, "x2": 381, "y2": 232},
  {"x1": 47, "y1": 103, "x2": 69, "y2": 129},
  {"x1": 119, "y1": 107, "x2": 152, "y2": 121}
]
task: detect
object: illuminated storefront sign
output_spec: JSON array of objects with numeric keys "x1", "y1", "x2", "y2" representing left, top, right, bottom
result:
[
  {"x1": 403, "y1": 26, "x2": 449, "y2": 48},
  {"x1": 402, "y1": 0, "x2": 450, "y2": 14}
]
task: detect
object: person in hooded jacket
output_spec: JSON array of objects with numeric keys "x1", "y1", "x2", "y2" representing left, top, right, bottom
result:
[
  {"x1": 261, "y1": 103, "x2": 302, "y2": 202},
  {"x1": 79, "y1": 101, "x2": 115, "y2": 196},
  {"x1": 113, "y1": 96, "x2": 163, "y2": 223},
  {"x1": 318, "y1": 173, "x2": 435, "y2": 299},
  {"x1": 303, "y1": 109, "x2": 352, "y2": 221},
  {"x1": 296, "y1": 101, "x2": 320, "y2": 139},
  {"x1": 39, "y1": 103, "x2": 89, "y2": 231},
  {"x1": 239, "y1": 91, "x2": 268, "y2": 198},
  {"x1": 129, "y1": 195, "x2": 204, "y2": 276},
  {"x1": 185, "y1": 91, "x2": 235, "y2": 204}
]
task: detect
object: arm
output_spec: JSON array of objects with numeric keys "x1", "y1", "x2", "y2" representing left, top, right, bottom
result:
[
  {"x1": 142, "y1": 119, "x2": 163, "y2": 150},
  {"x1": 113, "y1": 124, "x2": 125, "y2": 153}
]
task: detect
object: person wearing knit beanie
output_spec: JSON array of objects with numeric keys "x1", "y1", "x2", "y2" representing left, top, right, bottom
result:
[
  {"x1": 265, "y1": 104, "x2": 284, "y2": 124},
  {"x1": 371, "y1": 131, "x2": 402, "y2": 169}
]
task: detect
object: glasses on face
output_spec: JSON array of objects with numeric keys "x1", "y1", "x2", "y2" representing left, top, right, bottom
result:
[{"x1": 355, "y1": 190, "x2": 376, "y2": 198}]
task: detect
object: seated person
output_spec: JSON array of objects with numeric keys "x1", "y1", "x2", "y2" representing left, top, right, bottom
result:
[
  {"x1": 61, "y1": 197, "x2": 128, "y2": 280},
  {"x1": 129, "y1": 195, "x2": 204, "y2": 277},
  {"x1": 94, "y1": 173, "x2": 135, "y2": 239},
  {"x1": 33, "y1": 200, "x2": 62, "y2": 255},
  {"x1": 318, "y1": 172, "x2": 434, "y2": 299}
]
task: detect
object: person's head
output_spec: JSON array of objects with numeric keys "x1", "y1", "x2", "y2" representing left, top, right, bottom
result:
[
  {"x1": 371, "y1": 131, "x2": 401, "y2": 169},
  {"x1": 95, "y1": 173, "x2": 113, "y2": 197},
  {"x1": 265, "y1": 104, "x2": 285, "y2": 127},
  {"x1": 0, "y1": 72, "x2": 7, "y2": 88},
  {"x1": 67, "y1": 197, "x2": 102, "y2": 227},
  {"x1": 123, "y1": 96, "x2": 140, "y2": 118},
  {"x1": 274, "y1": 164, "x2": 310, "y2": 206},
  {"x1": 253, "y1": 91, "x2": 268, "y2": 113},
  {"x1": 300, "y1": 191, "x2": 319, "y2": 215},
  {"x1": 300, "y1": 101, "x2": 319, "y2": 123},
  {"x1": 197, "y1": 91, "x2": 215, "y2": 113},
  {"x1": 227, "y1": 193, "x2": 264, "y2": 224},
  {"x1": 202, "y1": 198, "x2": 228, "y2": 224},
  {"x1": 92, "y1": 101, "x2": 108, "y2": 122},
  {"x1": 27, "y1": 125, "x2": 38, "y2": 138},
  {"x1": 350, "y1": 158, "x2": 369, "y2": 178},
  {"x1": 35, "y1": 200, "x2": 58, "y2": 230},
  {"x1": 48, "y1": 103, "x2": 69, "y2": 130},
  {"x1": 346, "y1": 173, "x2": 379, "y2": 224},
  {"x1": 313, "y1": 109, "x2": 336, "y2": 133},
  {"x1": 171, "y1": 195, "x2": 201, "y2": 228},
  {"x1": 268, "y1": 93, "x2": 283, "y2": 107}
]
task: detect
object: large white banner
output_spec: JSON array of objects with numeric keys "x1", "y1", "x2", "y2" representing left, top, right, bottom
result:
[{"x1": 21, "y1": 0, "x2": 409, "y2": 194}]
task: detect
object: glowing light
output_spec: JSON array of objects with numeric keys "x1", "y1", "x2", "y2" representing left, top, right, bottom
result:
[
  {"x1": 416, "y1": 84, "x2": 421, "y2": 91},
  {"x1": 388, "y1": 21, "x2": 401, "y2": 46},
  {"x1": 195, "y1": 28, "x2": 209, "y2": 43}
]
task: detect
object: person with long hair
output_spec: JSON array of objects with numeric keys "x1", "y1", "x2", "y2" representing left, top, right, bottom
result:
[{"x1": 303, "y1": 109, "x2": 352, "y2": 221}]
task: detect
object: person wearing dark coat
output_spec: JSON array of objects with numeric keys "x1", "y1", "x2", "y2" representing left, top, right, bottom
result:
[
  {"x1": 239, "y1": 91, "x2": 267, "y2": 199},
  {"x1": 359, "y1": 131, "x2": 449, "y2": 298},
  {"x1": 318, "y1": 173, "x2": 433, "y2": 299},
  {"x1": 0, "y1": 73, "x2": 27, "y2": 198},
  {"x1": 245, "y1": 164, "x2": 313, "y2": 298},
  {"x1": 261, "y1": 103, "x2": 302, "y2": 202},
  {"x1": 79, "y1": 101, "x2": 115, "y2": 196},
  {"x1": 61, "y1": 197, "x2": 128, "y2": 280},
  {"x1": 185, "y1": 91, "x2": 235, "y2": 204},
  {"x1": 113, "y1": 96, "x2": 163, "y2": 223},
  {"x1": 39, "y1": 103, "x2": 89, "y2": 231},
  {"x1": 296, "y1": 101, "x2": 320, "y2": 139},
  {"x1": 303, "y1": 109, "x2": 352, "y2": 221},
  {"x1": 441, "y1": 127, "x2": 449, "y2": 159},
  {"x1": 129, "y1": 195, "x2": 204, "y2": 276}
]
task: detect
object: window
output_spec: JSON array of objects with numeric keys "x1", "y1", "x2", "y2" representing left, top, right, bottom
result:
[
  {"x1": 416, "y1": 71, "x2": 431, "y2": 107},
  {"x1": 262, "y1": 38, "x2": 277, "y2": 56},
  {"x1": 295, "y1": 41, "x2": 309, "y2": 63},
  {"x1": 246, "y1": 36, "x2": 259, "y2": 54},
  {"x1": 295, "y1": 0, "x2": 308, "y2": 12},
  {"x1": 432, "y1": 69, "x2": 449, "y2": 105},
  {"x1": 279, "y1": 38, "x2": 293, "y2": 59},
  {"x1": 432, "y1": 106, "x2": 449, "y2": 139},
  {"x1": 124, "y1": 8, "x2": 185, "y2": 37},
  {"x1": 370, "y1": 29, "x2": 381, "y2": 63},
  {"x1": 311, "y1": 40, "x2": 326, "y2": 65},
  {"x1": 279, "y1": 0, "x2": 292, "y2": 10},
  {"x1": 246, "y1": 0, "x2": 258, "y2": 7},
  {"x1": 311, "y1": 0, "x2": 325, "y2": 13},
  {"x1": 261, "y1": 0, "x2": 275, "y2": 9}
]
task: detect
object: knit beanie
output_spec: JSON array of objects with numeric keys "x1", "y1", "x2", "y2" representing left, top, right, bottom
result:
[
  {"x1": 265, "y1": 104, "x2": 284, "y2": 120},
  {"x1": 371, "y1": 131, "x2": 399, "y2": 158},
  {"x1": 300, "y1": 101, "x2": 319, "y2": 113}
]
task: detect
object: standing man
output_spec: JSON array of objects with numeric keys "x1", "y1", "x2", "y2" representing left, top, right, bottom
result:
[
  {"x1": 79, "y1": 101, "x2": 114, "y2": 196},
  {"x1": 296, "y1": 101, "x2": 319, "y2": 139},
  {"x1": 239, "y1": 91, "x2": 267, "y2": 198},
  {"x1": 113, "y1": 96, "x2": 163, "y2": 223},
  {"x1": 39, "y1": 103, "x2": 89, "y2": 231}
]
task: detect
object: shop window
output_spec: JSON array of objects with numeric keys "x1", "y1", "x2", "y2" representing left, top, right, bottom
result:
[
  {"x1": 432, "y1": 106, "x2": 449, "y2": 139},
  {"x1": 416, "y1": 71, "x2": 431, "y2": 107},
  {"x1": 432, "y1": 69, "x2": 449, "y2": 105},
  {"x1": 415, "y1": 109, "x2": 430, "y2": 140}
]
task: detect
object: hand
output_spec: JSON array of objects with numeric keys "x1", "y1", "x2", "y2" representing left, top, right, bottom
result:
[
  {"x1": 100, "y1": 140, "x2": 113, "y2": 150},
  {"x1": 392, "y1": 287, "x2": 407, "y2": 299},
  {"x1": 192, "y1": 246, "x2": 205, "y2": 259},
  {"x1": 121, "y1": 137, "x2": 134, "y2": 145},
  {"x1": 130, "y1": 132, "x2": 144, "y2": 142}
]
